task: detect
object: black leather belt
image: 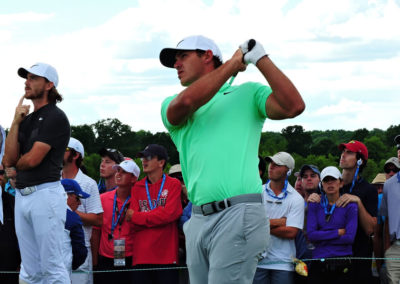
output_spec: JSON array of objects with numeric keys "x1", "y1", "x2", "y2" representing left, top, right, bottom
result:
[{"x1": 192, "y1": 193, "x2": 262, "y2": 216}]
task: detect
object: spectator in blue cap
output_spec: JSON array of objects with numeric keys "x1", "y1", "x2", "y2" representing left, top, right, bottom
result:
[{"x1": 61, "y1": 179, "x2": 89, "y2": 277}]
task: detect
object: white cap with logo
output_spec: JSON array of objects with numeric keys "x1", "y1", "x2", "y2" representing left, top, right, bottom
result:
[
  {"x1": 68, "y1": 137, "x2": 85, "y2": 158},
  {"x1": 18, "y1": 62, "x2": 59, "y2": 87},
  {"x1": 160, "y1": 35, "x2": 223, "y2": 68},
  {"x1": 113, "y1": 160, "x2": 140, "y2": 178}
]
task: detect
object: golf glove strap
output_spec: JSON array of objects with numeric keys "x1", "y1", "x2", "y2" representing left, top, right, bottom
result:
[{"x1": 240, "y1": 40, "x2": 267, "y2": 65}]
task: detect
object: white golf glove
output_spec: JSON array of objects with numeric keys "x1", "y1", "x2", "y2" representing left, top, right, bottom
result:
[{"x1": 239, "y1": 39, "x2": 267, "y2": 65}]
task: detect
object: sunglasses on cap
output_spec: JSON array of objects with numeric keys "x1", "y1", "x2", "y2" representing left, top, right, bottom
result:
[
  {"x1": 141, "y1": 155, "x2": 155, "y2": 161},
  {"x1": 385, "y1": 167, "x2": 399, "y2": 174}
]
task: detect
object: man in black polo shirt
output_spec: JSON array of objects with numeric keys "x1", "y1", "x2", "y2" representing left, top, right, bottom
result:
[{"x1": 3, "y1": 62, "x2": 71, "y2": 283}]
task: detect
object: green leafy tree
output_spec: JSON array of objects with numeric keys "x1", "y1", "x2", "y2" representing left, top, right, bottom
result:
[
  {"x1": 364, "y1": 136, "x2": 387, "y2": 162},
  {"x1": 83, "y1": 153, "x2": 101, "y2": 182},
  {"x1": 350, "y1": 128, "x2": 369, "y2": 141},
  {"x1": 281, "y1": 125, "x2": 312, "y2": 157},
  {"x1": 310, "y1": 138, "x2": 337, "y2": 157},
  {"x1": 259, "y1": 132, "x2": 287, "y2": 157},
  {"x1": 71, "y1": 124, "x2": 96, "y2": 154},
  {"x1": 385, "y1": 124, "x2": 400, "y2": 147}
]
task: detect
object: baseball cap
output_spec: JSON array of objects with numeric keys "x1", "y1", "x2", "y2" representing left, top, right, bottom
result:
[
  {"x1": 61, "y1": 179, "x2": 90, "y2": 199},
  {"x1": 98, "y1": 148, "x2": 124, "y2": 164},
  {"x1": 299, "y1": 164, "x2": 320, "y2": 178},
  {"x1": 384, "y1": 157, "x2": 400, "y2": 170},
  {"x1": 160, "y1": 35, "x2": 223, "y2": 68},
  {"x1": 169, "y1": 164, "x2": 181, "y2": 175},
  {"x1": 320, "y1": 166, "x2": 342, "y2": 181},
  {"x1": 112, "y1": 160, "x2": 140, "y2": 177},
  {"x1": 338, "y1": 140, "x2": 368, "y2": 161},
  {"x1": 18, "y1": 62, "x2": 59, "y2": 87},
  {"x1": 68, "y1": 137, "x2": 84, "y2": 158},
  {"x1": 371, "y1": 173, "x2": 386, "y2": 185},
  {"x1": 265, "y1": 152, "x2": 295, "y2": 170},
  {"x1": 137, "y1": 144, "x2": 168, "y2": 161}
]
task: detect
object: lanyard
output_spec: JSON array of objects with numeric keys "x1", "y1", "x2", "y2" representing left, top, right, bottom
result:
[
  {"x1": 145, "y1": 174, "x2": 166, "y2": 210},
  {"x1": 348, "y1": 166, "x2": 360, "y2": 193},
  {"x1": 265, "y1": 179, "x2": 288, "y2": 200},
  {"x1": 397, "y1": 171, "x2": 400, "y2": 183},
  {"x1": 111, "y1": 193, "x2": 130, "y2": 236},
  {"x1": 321, "y1": 194, "x2": 336, "y2": 216},
  {"x1": 98, "y1": 179, "x2": 118, "y2": 193}
]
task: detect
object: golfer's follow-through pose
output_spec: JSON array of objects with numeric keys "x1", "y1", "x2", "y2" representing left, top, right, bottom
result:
[{"x1": 160, "y1": 35, "x2": 305, "y2": 284}]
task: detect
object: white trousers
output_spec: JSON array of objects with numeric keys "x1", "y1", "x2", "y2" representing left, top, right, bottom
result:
[{"x1": 15, "y1": 181, "x2": 70, "y2": 284}]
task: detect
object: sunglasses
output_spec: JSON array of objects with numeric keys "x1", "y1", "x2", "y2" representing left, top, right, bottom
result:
[
  {"x1": 141, "y1": 155, "x2": 154, "y2": 161},
  {"x1": 384, "y1": 168, "x2": 399, "y2": 174},
  {"x1": 0, "y1": 170, "x2": 5, "y2": 175}
]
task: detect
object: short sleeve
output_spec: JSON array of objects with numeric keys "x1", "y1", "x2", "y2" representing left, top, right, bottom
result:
[
  {"x1": 252, "y1": 83, "x2": 272, "y2": 118},
  {"x1": 161, "y1": 95, "x2": 178, "y2": 131}
]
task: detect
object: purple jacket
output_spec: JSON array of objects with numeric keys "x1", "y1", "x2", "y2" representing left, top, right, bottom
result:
[{"x1": 307, "y1": 201, "x2": 358, "y2": 258}]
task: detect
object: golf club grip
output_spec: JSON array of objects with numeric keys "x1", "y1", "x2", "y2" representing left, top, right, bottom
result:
[{"x1": 248, "y1": 39, "x2": 256, "y2": 52}]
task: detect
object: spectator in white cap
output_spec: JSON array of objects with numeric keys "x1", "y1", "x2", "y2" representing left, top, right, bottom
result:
[
  {"x1": 307, "y1": 166, "x2": 358, "y2": 284},
  {"x1": 62, "y1": 137, "x2": 103, "y2": 284},
  {"x1": 254, "y1": 152, "x2": 304, "y2": 284},
  {"x1": 92, "y1": 159, "x2": 139, "y2": 284},
  {"x1": 160, "y1": 34, "x2": 304, "y2": 283},
  {"x1": 3, "y1": 62, "x2": 70, "y2": 283}
]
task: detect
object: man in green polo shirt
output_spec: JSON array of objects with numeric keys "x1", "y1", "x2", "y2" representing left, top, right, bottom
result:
[{"x1": 160, "y1": 35, "x2": 305, "y2": 284}]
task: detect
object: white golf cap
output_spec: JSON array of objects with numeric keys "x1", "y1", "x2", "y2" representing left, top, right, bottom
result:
[
  {"x1": 113, "y1": 160, "x2": 140, "y2": 178},
  {"x1": 160, "y1": 35, "x2": 223, "y2": 68},
  {"x1": 18, "y1": 62, "x2": 59, "y2": 87},
  {"x1": 68, "y1": 137, "x2": 85, "y2": 158},
  {"x1": 265, "y1": 152, "x2": 295, "y2": 170},
  {"x1": 321, "y1": 166, "x2": 342, "y2": 181}
]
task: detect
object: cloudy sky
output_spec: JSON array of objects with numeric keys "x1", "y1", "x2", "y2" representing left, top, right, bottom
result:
[{"x1": 1, "y1": 0, "x2": 399, "y2": 134}]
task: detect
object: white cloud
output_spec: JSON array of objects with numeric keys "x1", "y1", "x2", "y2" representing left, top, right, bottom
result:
[{"x1": 0, "y1": 12, "x2": 54, "y2": 26}]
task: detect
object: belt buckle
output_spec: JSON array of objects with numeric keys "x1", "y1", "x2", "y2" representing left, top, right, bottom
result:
[
  {"x1": 20, "y1": 186, "x2": 36, "y2": 196},
  {"x1": 200, "y1": 202, "x2": 216, "y2": 216},
  {"x1": 200, "y1": 199, "x2": 231, "y2": 216}
]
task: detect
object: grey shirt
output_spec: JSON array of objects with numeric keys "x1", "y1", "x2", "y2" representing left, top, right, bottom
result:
[{"x1": 380, "y1": 172, "x2": 400, "y2": 240}]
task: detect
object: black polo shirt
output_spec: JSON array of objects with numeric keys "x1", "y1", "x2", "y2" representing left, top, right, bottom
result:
[
  {"x1": 341, "y1": 177, "x2": 378, "y2": 257},
  {"x1": 16, "y1": 104, "x2": 70, "y2": 188}
]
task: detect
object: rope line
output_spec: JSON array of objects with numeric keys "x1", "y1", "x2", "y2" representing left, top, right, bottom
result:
[{"x1": 1, "y1": 257, "x2": 400, "y2": 274}]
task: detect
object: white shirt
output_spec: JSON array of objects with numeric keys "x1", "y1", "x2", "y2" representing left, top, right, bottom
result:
[
  {"x1": 74, "y1": 169, "x2": 103, "y2": 247},
  {"x1": 258, "y1": 182, "x2": 305, "y2": 271}
]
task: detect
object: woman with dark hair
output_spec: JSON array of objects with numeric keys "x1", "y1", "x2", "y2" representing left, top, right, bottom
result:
[{"x1": 307, "y1": 166, "x2": 358, "y2": 284}]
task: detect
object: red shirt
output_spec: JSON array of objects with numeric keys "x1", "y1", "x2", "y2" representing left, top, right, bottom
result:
[
  {"x1": 98, "y1": 189, "x2": 134, "y2": 258},
  {"x1": 130, "y1": 174, "x2": 182, "y2": 265}
]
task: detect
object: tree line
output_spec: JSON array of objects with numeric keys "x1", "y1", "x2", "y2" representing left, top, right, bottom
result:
[{"x1": 71, "y1": 118, "x2": 399, "y2": 184}]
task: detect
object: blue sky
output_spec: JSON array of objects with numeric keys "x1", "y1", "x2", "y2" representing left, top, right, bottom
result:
[{"x1": 1, "y1": 0, "x2": 399, "y2": 133}]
